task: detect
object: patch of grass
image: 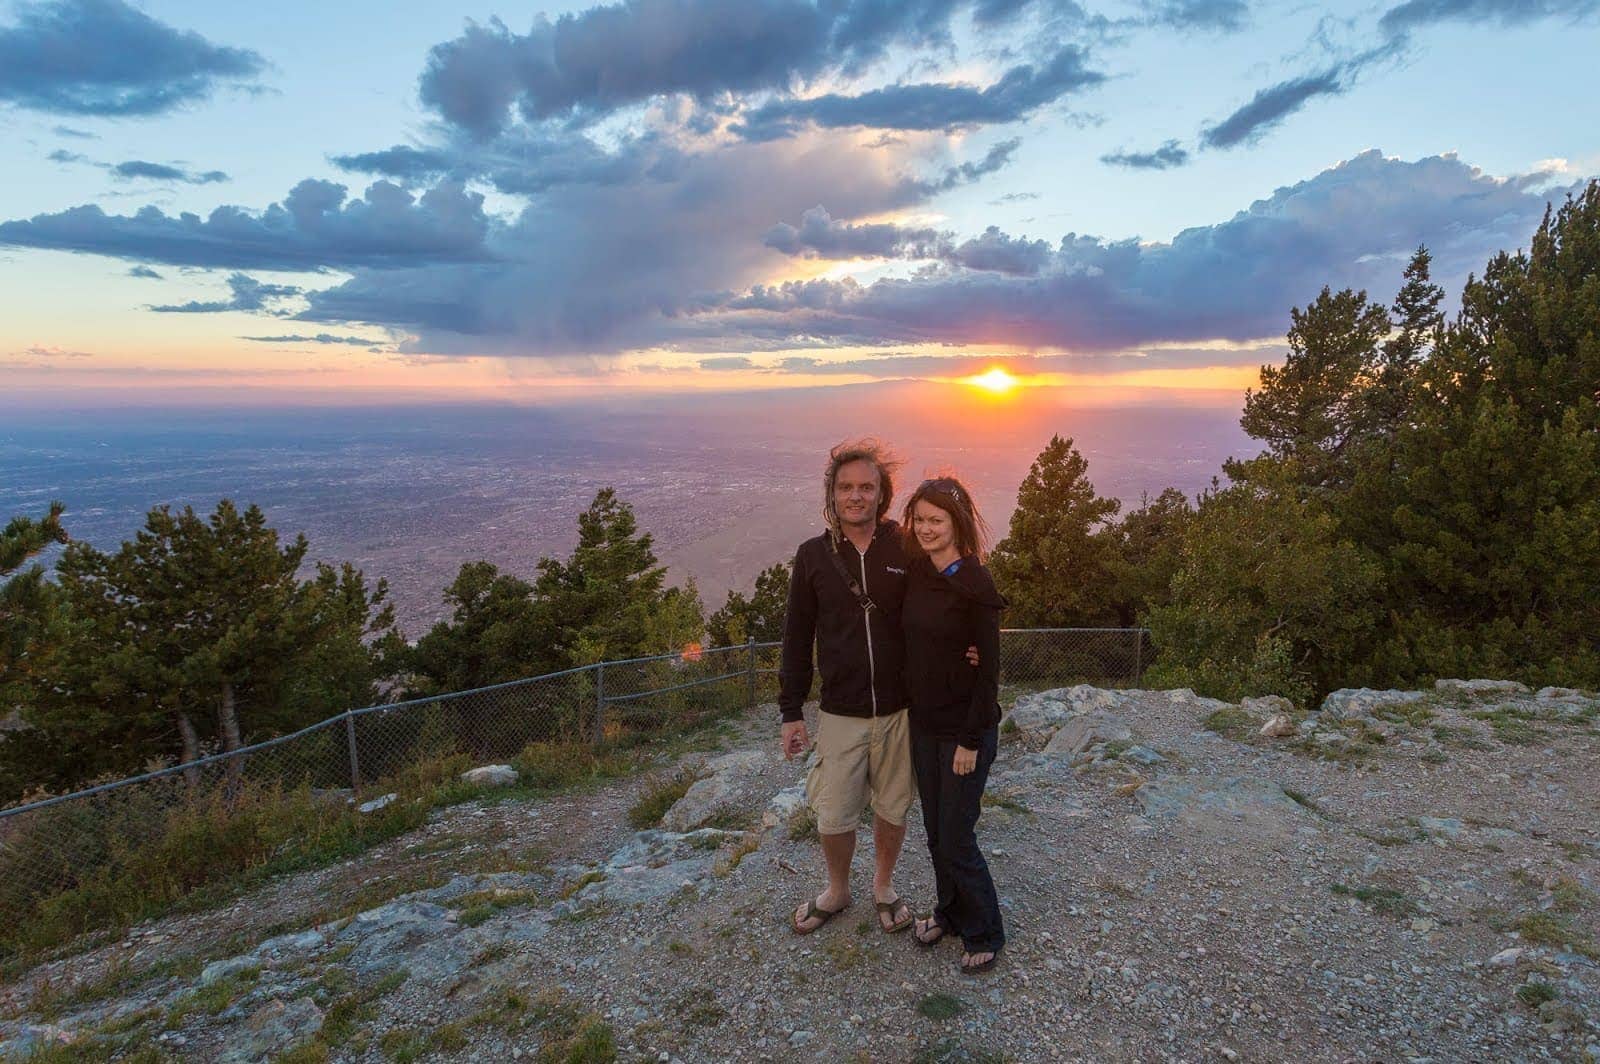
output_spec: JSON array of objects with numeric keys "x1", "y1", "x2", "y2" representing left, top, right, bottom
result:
[
  {"x1": 560, "y1": 871, "x2": 606, "y2": 900},
  {"x1": 1419, "y1": 748, "x2": 1449, "y2": 764},
  {"x1": 1329, "y1": 882, "x2": 1419, "y2": 917},
  {"x1": 1100, "y1": 738, "x2": 1133, "y2": 759},
  {"x1": 981, "y1": 792, "x2": 1031, "y2": 815},
  {"x1": 666, "y1": 938, "x2": 693, "y2": 955},
  {"x1": 1282, "y1": 788, "x2": 1317, "y2": 813},
  {"x1": 316, "y1": 969, "x2": 410, "y2": 1048},
  {"x1": 824, "y1": 938, "x2": 866, "y2": 968},
  {"x1": 999, "y1": 717, "x2": 1018, "y2": 736},
  {"x1": 378, "y1": 1028, "x2": 429, "y2": 1062},
  {"x1": 705, "y1": 808, "x2": 757, "y2": 832},
  {"x1": 164, "y1": 965, "x2": 261, "y2": 1026},
  {"x1": 789, "y1": 808, "x2": 820, "y2": 842},
  {"x1": 1512, "y1": 911, "x2": 1599, "y2": 956},
  {"x1": 456, "y1": 887, "x2": 543, "y2": 927},
  {"x1": 683, "y1": 1002, "x2": 728, "y2": 1026},
  {"x1": 513, "y1": 741, "x2": 640, "y2": 794},
  {"x1": 1430, "y1": 724, "x2": 1492, "y2": 750},
  {"x1": 1203, "y1": 708, "x2": 1257, "y2": 742},
  {"x1": 1371, "y1": 701, "x2": 1435, "y2": 728},
  {"x1": 715, "y1": 832, "x2": 761, "y2": 876},
  {"x1": 911, "y1": 1038, "x2": 1007, "y2": 1064},
  {"x1": 276, "y1": 1042, "x2": 331, "y2": 1064},
  {"x1": 917, "y1": 992, "x2": 965, "y2": 1020},
  {"x1": 432, "y1": 1022, "x2": 469, "y2": 1051},
  {"x1": 1515, "y1": 980, "x2": 1557, "y2": 1009},
  {"x1": 525, "y1": 988, "x2": 616, "y2": 1063},
  {"x1": 1559, "y1": 841, "x2": 1597, "y2": 862},
  {"x1": 1551, "y1": 876, "x2": 1596, "y2": 913},
  {"x1": 1471, "y1": 708, "x2": 1545, "y2": 745},
  {"x1": 627, "y1": 766, "x2": 704, "y2": 829}
]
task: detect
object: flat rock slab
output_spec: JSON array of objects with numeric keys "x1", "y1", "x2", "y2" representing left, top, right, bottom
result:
[
  {"x1": 1135, "y1": 775, "x2": 1304, "y2": 821},
  {"x1": 1044, "y1": 710, "x2": 1133, "y2": 756},
  {"x1": 1319, "y1": 689, "x2": 1426, "y2": 720}
]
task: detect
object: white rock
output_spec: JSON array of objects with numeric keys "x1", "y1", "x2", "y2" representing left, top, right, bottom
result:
[
  {"x1": 1434, "y1": 678, "x2": 1530, "y2": 697},
  {"x1": 1488, "y1": 947, "x2": 1526, "y2": 967},
  {"x1": 1259, "y1": 714, "x2": 1298, "y2": 738},
  {"x1": 762, "y1": 783, "x2": 807, "y2": 830},
  {"x1": 1044, "y1": 710, "x2": 1132, "y2": 756},
  {"x1": 460, "y1": 764, "x2": 518, "y2": 787},
  {"x1": 1241, "y1": 695, "x2": 1295, "y2": 717},
  {"x1": 356, "y1": 793, "x2": 397, "y2": 813},
  {"x1": 1319, "y1": 689, "x2": 1424, "y2": 721}
]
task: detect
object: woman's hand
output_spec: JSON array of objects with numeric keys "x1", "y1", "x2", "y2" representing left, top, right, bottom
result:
[{"x1": 952, "y1": 745, "x2": 978, "y2": 776}]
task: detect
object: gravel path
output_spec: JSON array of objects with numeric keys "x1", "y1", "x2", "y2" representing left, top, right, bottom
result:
[{"x1": 2, "y1": 684, "x2": 1596, "y2": 1062}]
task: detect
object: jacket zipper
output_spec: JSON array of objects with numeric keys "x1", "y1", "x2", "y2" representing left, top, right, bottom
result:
[{"x1": 859, "y1": 543, "x2": 878, "y2": 716}]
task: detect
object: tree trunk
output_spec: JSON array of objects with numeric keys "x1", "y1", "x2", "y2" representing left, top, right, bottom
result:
[
  {"x1": 176, "y1": 711, "x2": 201, "y2": 789},
  {"x1": 218, "y1": 682, "x2": 244, "y2": 793}
]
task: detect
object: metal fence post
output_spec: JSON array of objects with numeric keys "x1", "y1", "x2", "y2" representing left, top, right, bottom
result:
[
  {"x1": 746, "y1": 635, "x2": 757, "y2": 711},
  {"x1": 344, "y1": 710, "x2": 361, "y2": 791},
  {"x1": 1133, "y1": 628, "x2": 1144, "y2": 682},
  {"x1": 593, "y1": 662, "x2": 606, "y2": 745}
]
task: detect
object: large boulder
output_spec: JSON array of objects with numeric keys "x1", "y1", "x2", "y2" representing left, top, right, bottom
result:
[
  {"x1": 1007, "y1": 685, "x2": 1118, "y2": 738},
  {"x1": 1318, "y1": 689, "x2": 1425, "y2": 721},
  {"x1": 1043, "y1": 710, "x2": 1132, "y2": 756},
  {"x1": 1134, "y1": 776, "x2": 1304, "y2": 820},
  {"x1": 460, "y1": 764, "x2": 518, "y2": 787},
  {"x1": 661, "y1": 750, "x2": 766, "y2": 832},
  {"x1": 1435, "y1": 678, "x2": 1530, "y2": 698}
]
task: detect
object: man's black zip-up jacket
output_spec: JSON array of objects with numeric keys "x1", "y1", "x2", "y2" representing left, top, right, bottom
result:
[
  {"x1": 902, "y1": 554, "x2": 1006, "y2": 749},
  {"x1": 778, "y1": 522, "x2": 908, "y2": 723}
]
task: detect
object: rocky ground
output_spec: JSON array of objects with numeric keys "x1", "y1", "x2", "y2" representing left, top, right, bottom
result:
[{"x1": 2, "y1": 680, "x2": 1597, "y2": 1063}]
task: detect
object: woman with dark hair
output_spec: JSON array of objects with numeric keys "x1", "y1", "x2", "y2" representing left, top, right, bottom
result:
[{"x1": 901, "y1": 475, "x2": 1006, "y2": 974}]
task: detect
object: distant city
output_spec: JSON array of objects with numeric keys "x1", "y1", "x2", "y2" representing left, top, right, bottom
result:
[{"x1": 3, "y1": 384, "x2": 1253, "y2": 635}]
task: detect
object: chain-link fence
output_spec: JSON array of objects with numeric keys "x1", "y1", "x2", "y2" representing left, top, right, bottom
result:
[{"x1": 0, "y1": 628, "x2": 1142, "y2": 960}]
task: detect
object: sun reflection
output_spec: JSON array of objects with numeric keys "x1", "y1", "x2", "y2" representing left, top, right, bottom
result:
[{"x1": 966, "y1": 367, "x2": 1020, "y2": 394}]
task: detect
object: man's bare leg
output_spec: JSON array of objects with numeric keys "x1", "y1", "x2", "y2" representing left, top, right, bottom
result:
[
  {"x1": 871, "y1": 815, "x2": 909, "y2": 928},
  {"x1": 794, "y1": 829, "x2": 855, "y2": 930}
]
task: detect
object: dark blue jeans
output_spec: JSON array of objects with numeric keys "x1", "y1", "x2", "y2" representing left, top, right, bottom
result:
[{"x1": 910, "y1": 726, "x2": 1004, "y2": 954}]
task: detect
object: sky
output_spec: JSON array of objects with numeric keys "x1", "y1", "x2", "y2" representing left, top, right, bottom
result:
[{"x1": 1, "y1": 0, "x2": 1597, "y2": 408}]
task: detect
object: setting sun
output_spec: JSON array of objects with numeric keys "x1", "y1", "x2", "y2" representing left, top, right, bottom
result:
[{"x1": 967, "y1": 367, "x2": 1020, "y2": 394}]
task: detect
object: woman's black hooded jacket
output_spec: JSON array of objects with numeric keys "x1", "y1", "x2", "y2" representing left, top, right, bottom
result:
[{"x1": 901, "y1": 553, "x2": 1007, "y2": 749}]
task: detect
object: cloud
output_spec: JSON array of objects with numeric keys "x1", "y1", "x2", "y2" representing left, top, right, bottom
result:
[
  {"x1": 904, "y1": 137, "x2": 1022, "y2": 196},
  {"x1": 0, "y1": 0, "x2": 264, "y2": 117},
  {"x1": 682, "y1": 151, "x2": 1585, "y2": 354},
  {"x1": 241, "y1": 332, "x2": 384, "y2": 346},
  {"x1": 46, "y1": 149, "x2": 230, "y2": 184},
  {"x1": 149, "y1": 272, "x2": 300, "y2": 313},
  {"x1": 734, "y1": 46, "x2": 1103, "y2": 137},
  {"x1": 111, "y1": 160, "x2": 229, "y2": 184},
  {"x1": 52, "y1": 123, "x2": 96, "y2": 138},
  {"x1": 0, "y1": 178, "x2": 494, "y2": 271},
  {"x1": 330, "y1": 145, "x2": 457, "y2": 182},
  {"x1": 291, "y1": 130, "x2": 967, "y2": 352},
  {"x1": 1199, "y1": 70, "x2": 1345, "y2": 149},
  {"x1": 764, "y1": 206, "x2": 1052, "y2": 274},
  {"x1": 418, "y1": 0, "x2": 1069, "y2": 137},
  {"x1": 127, "y1": 264, "x2": 161, "y2": 278},
  {"x1": 1378, "y1": 0, "x2": 1599, "y2": 36},
  {"x1": 697, "y1": 355, "x2": 755, "y2": 370},
  {"x1": 12, "y1": 344, "x2": 94, "y2": 358},
  {"x1": 1101, "y1": 140, "x2": 1190, "y2": 169},
  {"x1": 1139, "y1": 0, "x2": 1248, "y2": 30},
  {"x1": 991, "y1": 191, "x2": 1039, "y2": 203}
]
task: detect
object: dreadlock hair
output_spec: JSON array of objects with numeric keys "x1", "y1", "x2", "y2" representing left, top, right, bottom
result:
[
  {"x1": 901, "y1": 474, "x2": 991, "y2": 562},
  {"x1": 822, "y1": 438, "x2": 903, "y2": 546}
]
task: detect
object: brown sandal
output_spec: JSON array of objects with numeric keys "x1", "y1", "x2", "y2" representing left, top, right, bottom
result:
[
  {"x1": 875, "y1": 897, "x2": 913, "y2": 934},
  {"x1": 913, "y1": 915, "x2": 947, "y2": 947},
  {"x1": 791, "y1": 898, "x2": 848, "y2": 935}
]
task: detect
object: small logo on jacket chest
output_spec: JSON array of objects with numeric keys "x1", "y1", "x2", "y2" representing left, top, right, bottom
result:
[{"x1": 885, "y1": 566, "x2": 906, "y2": 575}]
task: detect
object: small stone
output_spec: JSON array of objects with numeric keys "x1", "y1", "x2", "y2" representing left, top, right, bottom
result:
[
  {"x1": 789, "y1": 1030, "x2": 814, "y2": 1047},
  {"x1": 1259, "y1": 714, "x2": 1298, "y2": 738},
  {"x1": 356, "y1": 792, "x2": 397, "y2": 814},
  {"x1": 460, "y1": 764, "x2": 518, "y2": 787},
  {"x1": 1487, "y1": 948, "x2": 1525, "y2": 967}
]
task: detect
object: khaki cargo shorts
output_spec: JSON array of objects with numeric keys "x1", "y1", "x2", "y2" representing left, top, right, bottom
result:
[{"x1": 805, "y1": 708, "x2": 914, "y2": 835}]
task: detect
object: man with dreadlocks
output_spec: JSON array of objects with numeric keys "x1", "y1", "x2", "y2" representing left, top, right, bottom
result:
[{"x1": 780, "y1": 438, "x2": 938, "y2": 936}]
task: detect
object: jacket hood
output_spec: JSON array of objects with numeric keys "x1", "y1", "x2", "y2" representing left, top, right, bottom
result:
[{"x1": 922, "y1": 554, "x2": 1007, "y2": 609}]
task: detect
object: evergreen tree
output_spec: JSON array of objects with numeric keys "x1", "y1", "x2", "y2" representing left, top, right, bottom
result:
[
  {"x1": 532, "y1": 488, "x2": 698, "y2": 665},
  {"x1": 1145, "y1": 485, "x2": 1382, "y2": 706},
  {"x1": 408, "y1": 562, "x2": 545, "y2": 693},
  {"x1": 706, "y1": 563, "x2": 790, "y2": 646},
  {"x1": 1228, "y1": 286, "x2": 1391, "y2": 494},
  {"x1": 1107, "y1": 488, "x2": 1194, "y2": 626},
  {"x1": 1379, "y1": 185, "x2": 1600, "y2": 683},
  {"x1": 1, "y1": 502, "x2": 69, "y2": 704},
  {"x1": 989, "y1": 435, "x2": 1121, "y2": 626}
]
